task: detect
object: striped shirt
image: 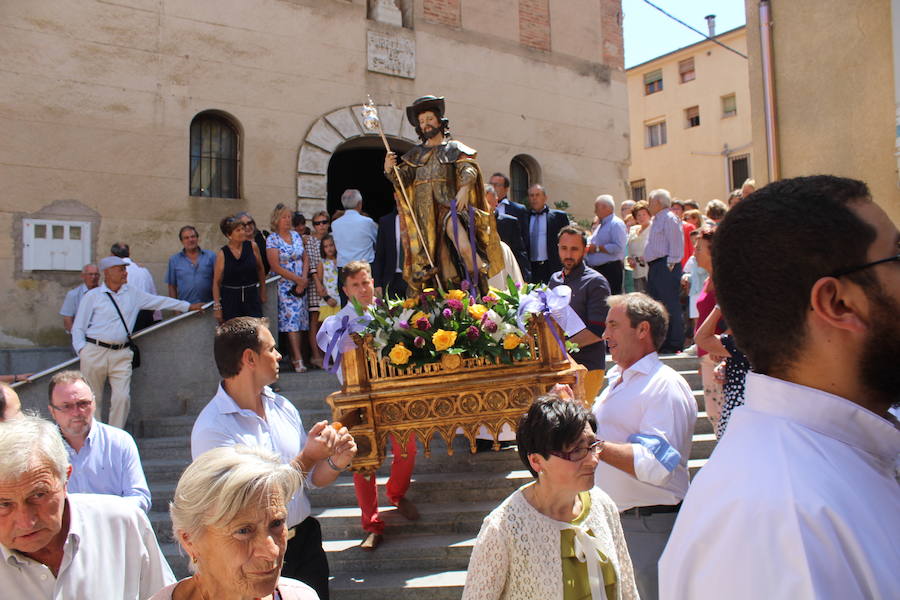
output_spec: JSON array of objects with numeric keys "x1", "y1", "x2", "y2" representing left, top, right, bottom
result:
[{"x1": 644, "y1": 208, "x2": 684, "y2": 267}]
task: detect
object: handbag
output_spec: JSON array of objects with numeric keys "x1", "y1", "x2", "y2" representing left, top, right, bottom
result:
[{"x1": 105, "y1": 292, "x2": 141, "y2": 369}]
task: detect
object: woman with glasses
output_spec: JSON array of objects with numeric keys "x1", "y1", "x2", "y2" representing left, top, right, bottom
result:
[
  {"x1": 267, "y1": 203, "x2": 310, "y2": 373},
  {"x1": 303, "y1": 210, "x2": 330, "y2": 369},
  {"x1": 212, "y1": 215, "x2": 267, "y2": 324},
  {"x1": 463, "y1": 395, "x2": 638, "y2": 600},
  {"x1": 235, "y1": 211, "x2": 271, "y2": 275}
]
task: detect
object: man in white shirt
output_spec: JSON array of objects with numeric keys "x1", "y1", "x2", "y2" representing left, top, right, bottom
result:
[
  {"x1": 111, "y1": 242, "x2": 160, "y2": 331},
  {"x1": 331, "y1": 189, "x2": 377, "y2": 303},
  {"x1": 71, "y1": 256, "x2": 203, "y2": 429},
  {"x1": 660, "y1": 175, "x2": 900, "y2": 599},
  {"x1": 60, "y1": 264, "x2": 100, "y2": 334},
  {"x1": 47, "y1": 370, "x2": 150, "y2": 512},
  {"x1": 592, "y1": 292, "x2": 696, "y2": 600},
  {"x1": 0, "y1": 414, "x2": 174, "y2": 598},
  {"x1": 192, "y1": 316, "x2": 356, "y2": 600}
]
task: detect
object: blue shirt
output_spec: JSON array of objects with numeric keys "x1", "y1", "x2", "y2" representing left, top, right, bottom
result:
[
  {"x1": 60, "y1": 284, "x2": 89, "y2": 317},
  {"x1": 549, "y1": 261, "x2": 610, "y2": 371},
  {"x1": 644, "y1": 207, "x2": 684, "y2": 266},
  {"x1": 64, "y1": 421, "x2": 151, "y2": 513},
  {"x1": 331, "y1": 210, "x2": 377, "y2": 267},
  {"x1": 165, "y1": 248, "x2": 216, "y2": 303},
  {"x1": 191, "y1": 384, "x2": 312, "y2": 528},
  {"x1": 587, "y1": 214, "x2": 627, "y2": 266}
]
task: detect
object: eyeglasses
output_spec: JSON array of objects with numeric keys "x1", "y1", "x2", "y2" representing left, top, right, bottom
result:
[
  {"x1": 238, "y1": 221, "x2": 254, "y2": 228},
  {"x1": 50, "y1": 400, "x2": 93, "y2": 413},
  {"x1": 549, "y1": 441, "x2": 604, "y2": 462},
  {"x1": 313, "y1": 220, "x2": 329, "y2": 226},
  {"x1": 830, "y1": 254, "x2": 900, "y2": 278}
]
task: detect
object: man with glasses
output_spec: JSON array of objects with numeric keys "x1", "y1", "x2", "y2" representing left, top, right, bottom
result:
[
  {"x1": 661, "y1": 176, "x2": 900, "y2": 599},
  {"x1": 592, "y1": 292, "x2": 697, "y2": 600},
  {"x1": 166, "y1": 225, "x2": 216, "y2": 304},
  {"x1": 46, "y1": 370, "x2": 150, "y2": 512}
]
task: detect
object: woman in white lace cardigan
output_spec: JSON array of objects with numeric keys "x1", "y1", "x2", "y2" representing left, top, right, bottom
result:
[{"x1": 462, "y1": 396, "x2": 638, "y2": 600}]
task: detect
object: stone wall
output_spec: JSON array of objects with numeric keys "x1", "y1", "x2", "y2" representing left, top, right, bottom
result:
[{"x1": 1, "y1": 0, "x2": 628, "y2": 347}]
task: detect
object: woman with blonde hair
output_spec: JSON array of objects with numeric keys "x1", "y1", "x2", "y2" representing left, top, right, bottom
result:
[
  {"x1": 266, "y1": 203, "x2": 310, "y2": 372},
  {"x1": 149, "y1": 445, "x2": 317, "y2": 599}
]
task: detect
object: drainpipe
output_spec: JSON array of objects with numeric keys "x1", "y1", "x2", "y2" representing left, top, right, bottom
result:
[
  {"x1": 759, "y1": 0, "x2": 780, "y2": 181},
  {"x1": 892, "y1": 0, "x2": 900, "y2": 183}
]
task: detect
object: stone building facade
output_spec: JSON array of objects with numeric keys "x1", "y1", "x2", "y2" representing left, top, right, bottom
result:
[{"x1": 1, "y1": 0, "x2": 628, "y2": 347}]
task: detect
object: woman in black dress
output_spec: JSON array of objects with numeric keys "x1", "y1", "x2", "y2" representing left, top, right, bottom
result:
[{"x1": 212, "y1": 215, "x2": 267, "y2": 324}]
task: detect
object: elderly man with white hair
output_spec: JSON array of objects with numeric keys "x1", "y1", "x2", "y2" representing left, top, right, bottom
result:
[
  {"x1": 330, "y1": 188, "x2": 377, "y2": 304},
  {"x1": 644, "y1": 189, "x2": 685, "y2": 353},
  {"x1": 0, "y1": 414, "x2": 174, "y2": 597},
  {"x1": 586, "y1": 194, "x2": 628, "y2": 294}
]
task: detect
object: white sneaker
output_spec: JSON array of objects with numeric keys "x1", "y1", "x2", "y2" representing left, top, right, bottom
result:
[{"x1": 684, "y1": 344, "x2": 698, "y2": 357}]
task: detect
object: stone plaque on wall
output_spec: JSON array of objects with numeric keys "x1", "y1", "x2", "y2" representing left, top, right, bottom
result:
[{"x1": 367, "y1": 29, "x2": 415, "y2": 79}]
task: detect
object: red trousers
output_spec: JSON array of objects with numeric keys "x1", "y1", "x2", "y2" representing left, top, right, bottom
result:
[{"x1": 353, "y1": 434, "x2": 417, "y2": 534}]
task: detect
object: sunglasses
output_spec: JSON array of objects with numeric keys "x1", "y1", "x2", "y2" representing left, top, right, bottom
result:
[{"x1": 313, "y1": 220, "x2": 329, "y2": 226}]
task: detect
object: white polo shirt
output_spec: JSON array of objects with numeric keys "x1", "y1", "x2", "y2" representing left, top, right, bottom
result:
[
  {"x1": 0, "y1": 493, "x2": 174, "y2": 599},
  {"x1": 592, "y1": 352, "x2": 697, "y2": 511},
  {"x1": 191, "y1": 384, "x2": 313, "y2": 528},
  {"x1": 660, "y1": 373, "x2": 900, "y2": 599}
]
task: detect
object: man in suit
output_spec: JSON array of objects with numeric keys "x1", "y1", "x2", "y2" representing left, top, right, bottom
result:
[
  {"x1": 526, "y1": 184, "x2": 569, "y2": 284},
  {"x1": 373, "y1": 196, "x2": 408, "y2": 299},
  {"x1": 485, "y1": 184, "x2": 530, "y2": 282}
]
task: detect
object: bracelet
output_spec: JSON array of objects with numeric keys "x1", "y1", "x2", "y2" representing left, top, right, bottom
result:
[
  {"x1": 326, "y1": 456, "x2": 347, "y2": 472},
  {"x1": 212, "y1": 302, "x2": 222, "y2": 310}
]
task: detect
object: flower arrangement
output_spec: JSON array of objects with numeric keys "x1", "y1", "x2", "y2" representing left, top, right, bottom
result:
[{"x1": 359, "y1": 279, "x2": 538, "y2": 369}]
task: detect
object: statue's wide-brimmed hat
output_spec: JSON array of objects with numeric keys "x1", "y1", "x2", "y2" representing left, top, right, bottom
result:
[{"x1": 406, "y1": 95, "x2": 446, "y2": 127}]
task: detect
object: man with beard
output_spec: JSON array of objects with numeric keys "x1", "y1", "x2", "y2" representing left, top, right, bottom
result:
[
  {"x1": 47, "y1": 370, "x2": 150, "y2": 512},
  {"x1": 549, "y1": 225, "x2": 611, "y2": 403},
  {"x1": 384, "y1": 95, "x2": 503, "y2": 295},
  {"x1": 660, "y1": 176, "x2": 900, "y2": 599}
]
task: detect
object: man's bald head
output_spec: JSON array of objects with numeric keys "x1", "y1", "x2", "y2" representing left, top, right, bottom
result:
[{"x1": 0, "y1": 384, "x2": 22, "y2": 421}]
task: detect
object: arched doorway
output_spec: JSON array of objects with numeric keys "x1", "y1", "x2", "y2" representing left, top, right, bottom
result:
[
  {"x1": 327, "y1": 136, "x2": 414, "y2": 221},
  {"x1": 296, "y1": 104, "x2": 419, "y2": 218}
]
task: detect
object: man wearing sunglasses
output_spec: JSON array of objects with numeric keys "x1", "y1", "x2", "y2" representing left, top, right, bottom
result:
[
  {"x1": 46, "y1": 370, "x2": 150, "y2": 513},
  {"x1": 591, "y1": 291, "x2": 697, "y2": 600},
  {"x1": 661, "y1": 176, "x2": 900, "y2": 599}
]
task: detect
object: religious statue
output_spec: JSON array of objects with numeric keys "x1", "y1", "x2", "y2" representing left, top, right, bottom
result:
[{"x1": 381, "y1": 96, "x2": 503, "y2": 296}]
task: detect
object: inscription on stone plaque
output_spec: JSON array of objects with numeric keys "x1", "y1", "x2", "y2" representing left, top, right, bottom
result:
[{"x1": 367, "y1": 29, "x2": 415, "y2": 79}]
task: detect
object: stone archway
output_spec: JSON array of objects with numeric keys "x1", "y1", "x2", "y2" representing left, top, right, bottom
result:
[{"x1": 296, "y1": 104, "x2": 419, "y2": 215}]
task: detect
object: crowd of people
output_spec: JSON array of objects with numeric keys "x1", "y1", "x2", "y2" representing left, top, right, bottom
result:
[{"x1": 1, "y1": 173, "x2": 896, "y2": 599}]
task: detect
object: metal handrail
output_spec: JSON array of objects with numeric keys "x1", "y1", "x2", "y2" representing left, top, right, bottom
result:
[{"x1": 10, "y1": 275, "x2": 281, "y2": 389}]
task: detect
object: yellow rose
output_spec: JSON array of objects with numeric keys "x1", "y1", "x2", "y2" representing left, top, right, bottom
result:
[
  {"x1": 402, "y1": 298, "x2": 418, "y2": 309},
  {"x1": 411, "y1": 311, "x2": 429, "y2": 324},
  {"x1": 432, "y1": 329, "x2": 458, "y2": 351},
  {"x1": 388, "y1": 343, "x2": 413, "y2": 365},
  {"x1": 503, "y1": 333, "x2": 522, "y2": 350},
  {"x1": 445, "y1": 289, "x2": 467, "y2": 301},
  {"x1": 468, "y1": 304, "x2": 488, "y2": 321}
]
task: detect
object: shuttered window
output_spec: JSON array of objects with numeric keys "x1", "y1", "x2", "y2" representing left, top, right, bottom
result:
[
  {"x1": 644, "y1": 69, "x2": 663, "y2": 95},
  {"x1": 679, "y1": 58, "x2": 695, "y2": 83}
]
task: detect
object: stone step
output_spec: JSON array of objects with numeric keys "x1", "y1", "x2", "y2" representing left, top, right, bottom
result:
[
  {"x1": 330, "y1": 569, "x2": 467, "y2": 600},
  {"x1": 308, "y1": 470, "x2": 531, "y2": 508},
  {"x1": 150, "y1": 499, "x2": 497, "y2": 546},
  {"x1": 143, "y1": 458, "x2": 190, "y2": 486},
  {"x1": 690, "y1": 433, "x2": 717, "y2": 460},
  {"x1": 324, "y1": 533, "x2": 475, "y2": 573}
]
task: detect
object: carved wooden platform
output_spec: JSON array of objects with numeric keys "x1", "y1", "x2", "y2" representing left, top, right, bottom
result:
[{"x1": 326, "y1": 316, "x2": 587, "y2": 473}]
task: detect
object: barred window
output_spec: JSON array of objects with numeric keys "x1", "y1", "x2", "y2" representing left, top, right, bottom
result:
[{"x1": 190, "y1": 112, "x2": 240, "y2": 198}]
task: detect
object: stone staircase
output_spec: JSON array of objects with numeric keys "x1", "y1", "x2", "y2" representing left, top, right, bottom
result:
[{"x1": 138, "y1": 353, "x2": 711, "y2": 599}]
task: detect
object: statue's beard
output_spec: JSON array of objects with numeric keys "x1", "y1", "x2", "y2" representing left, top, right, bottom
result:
[{"x1": 421, "y1": 126, "x2": 443, "y2": 140}]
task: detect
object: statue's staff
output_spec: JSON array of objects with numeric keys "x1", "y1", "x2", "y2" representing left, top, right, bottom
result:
[{"x1": 362, "y1": 97, "x2": 445, "y2": 294}]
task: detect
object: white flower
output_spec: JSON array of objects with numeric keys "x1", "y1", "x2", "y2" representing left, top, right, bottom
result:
[{"x1": 373, "y1": 329, "x2": 389, "y2": 352}]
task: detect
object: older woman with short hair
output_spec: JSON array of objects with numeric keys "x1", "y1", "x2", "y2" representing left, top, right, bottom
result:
[
  {"x1": 463, "y1": 396, "x2": 638, "y2": 600},
  {"x1": 149, "y1": 445, "x2": 318, "y2": 600}
]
